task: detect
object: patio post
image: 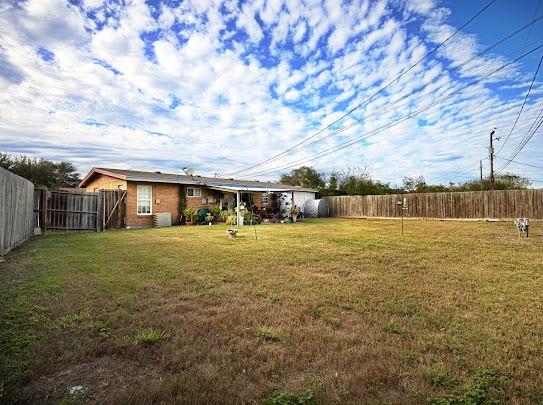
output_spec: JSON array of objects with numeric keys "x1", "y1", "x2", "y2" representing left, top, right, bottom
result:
[{"x1": 236, "y1": 190, "x2": 242, "y2": 226}]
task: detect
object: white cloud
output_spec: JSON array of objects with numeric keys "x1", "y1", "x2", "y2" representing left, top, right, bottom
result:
[{"x1": 0, "y1": 0, "x2": 541, "y2": 185}]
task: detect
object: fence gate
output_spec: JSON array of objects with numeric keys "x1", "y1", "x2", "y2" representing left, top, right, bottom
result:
[
  {"x1": 100, "y1": 190, "x2": 127, "y2": 230},
  {"x1": 34, "y1": 188, "x2": 127, "y2": 232}
]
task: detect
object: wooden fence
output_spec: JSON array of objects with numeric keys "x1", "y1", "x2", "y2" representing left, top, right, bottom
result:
[
  {"x1": 0, "y1": 167, "x2": 35, "y2": 256},
  {"x1": 34, "y1": 188, "x2": 126, "y2": 232},
  {"x1": 324, "y1": 189, "x2": 543, "y2": 220}
]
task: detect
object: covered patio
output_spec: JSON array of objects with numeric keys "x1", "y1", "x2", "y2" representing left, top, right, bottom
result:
[{"x1": 206, "y1": 184, "x2": 298, "y2": 226}]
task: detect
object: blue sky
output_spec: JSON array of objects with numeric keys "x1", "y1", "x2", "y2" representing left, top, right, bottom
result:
[{"x1": 0, "y1": 0, "x2": 542, "y2": 186}]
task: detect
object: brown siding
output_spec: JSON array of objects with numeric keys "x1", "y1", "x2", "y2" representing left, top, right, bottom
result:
[
  {"x1": 126, "y1": 182, "x2": 180, "y2": 227},
  {"x1": 84, "y1": 175, "x2": 127, "y2": 191}
]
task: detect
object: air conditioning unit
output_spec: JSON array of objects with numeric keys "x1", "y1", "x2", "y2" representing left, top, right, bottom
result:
[{"x1": 153, "y1": 212, "x2": 172, "y2": 227}]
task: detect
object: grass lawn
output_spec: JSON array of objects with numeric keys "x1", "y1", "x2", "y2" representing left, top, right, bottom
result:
[{"x1": 1, "y1": 218, "x2": 542, "y2": 404}]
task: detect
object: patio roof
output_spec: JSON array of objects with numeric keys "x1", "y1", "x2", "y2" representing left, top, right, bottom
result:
[{"x1": 207, "y1": 185, "x2": 295, "y2": 193}]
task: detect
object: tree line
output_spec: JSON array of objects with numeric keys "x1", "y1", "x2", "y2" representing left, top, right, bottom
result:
[
  {"x1": 280, "y1": 166, "x2": 532, "y2": 196},
  {"x1": 0, "y1": 153, "x2": 81, "y2": 188},
  {"x1": 1, "y1": 152, "x2": 531, "y2": 194}
]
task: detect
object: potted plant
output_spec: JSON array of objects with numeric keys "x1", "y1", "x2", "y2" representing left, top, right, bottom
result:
[
  {"x1": 183, "y1": 208, "x2": 198, "y2": 225},
  {"x1": 205, "y1": 213, "x2": 214, "y2": 225},
  {"x1": 291, "y1": 206, "x2": 299, "y2": 223}
]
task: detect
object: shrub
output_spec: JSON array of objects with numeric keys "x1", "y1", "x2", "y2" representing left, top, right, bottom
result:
[
  {"x1": 226, "y1": 215, "x2": 237, "y2": 225},
  {"x1": 211, "y1": 208, "x2": 222, "y2": 217}
]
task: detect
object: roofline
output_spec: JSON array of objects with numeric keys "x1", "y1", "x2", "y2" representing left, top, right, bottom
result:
[
  {"x1": 79, "y1": 167, "x2": 318, "y2": 192},
  {"x1": 79, "y1": 167, "x2": 128, "y2": 188}
]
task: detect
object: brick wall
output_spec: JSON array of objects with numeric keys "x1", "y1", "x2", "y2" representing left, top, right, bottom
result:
[
  {"x1": 184, "y1": 186, "x2": 221, "y2": 210},
  {"x1": 126, "y1": 182, "x2": 181, "y2": 228},
  {"x1": 84, "y1": 175, "x2": 127, "y2": 191},
  {"x1": 84, "y1": 174, "x2": 277, "y2": 227}
]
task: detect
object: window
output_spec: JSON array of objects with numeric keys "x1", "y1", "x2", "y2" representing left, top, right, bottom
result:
[
  {"x1": 262, "y1": 192, "x2": 269, "y2": 204},
  {"x1": 187, "y1": 187, "x2": 201, "y2": 197},
  {"x1": 137, "y1": 185, "x2": 152, "y2": 215}
]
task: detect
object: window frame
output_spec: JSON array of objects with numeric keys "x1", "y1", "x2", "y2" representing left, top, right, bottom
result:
[
  {"x1": 187, "y1": 187, "x2": 201, "y2": 198},
  {"x1": 137, "y1": 185, "x2": 153, "y2": 215},
  {"x1": 261, "y1": 192, "x2": 269, "y2": 204}
]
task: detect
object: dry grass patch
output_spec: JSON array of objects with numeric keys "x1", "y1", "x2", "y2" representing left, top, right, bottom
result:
[{"x1": 0, "y1": 218, "x2": 542, "y2": 404}]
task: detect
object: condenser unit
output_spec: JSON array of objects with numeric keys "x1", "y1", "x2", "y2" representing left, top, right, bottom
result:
[{"x1": 153, "y1": 212, "x2": 172, "y2": 227}]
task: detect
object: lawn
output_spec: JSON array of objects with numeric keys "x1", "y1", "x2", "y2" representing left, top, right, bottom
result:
[{"x1": 0, "y1": 218, "x2": 542, "y2": 404}]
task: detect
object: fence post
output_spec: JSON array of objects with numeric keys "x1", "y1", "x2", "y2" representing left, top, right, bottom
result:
[
  {"x1": 96, "y1": 191, "x2": 102, "y2": 232},
  {"x1": 41, "y1": 187, "x2": 48, "y2": 234}
]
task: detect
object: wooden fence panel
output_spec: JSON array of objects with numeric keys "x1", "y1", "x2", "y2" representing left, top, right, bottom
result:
[
  {"x1": 0, "y1": 167, "x2": 34, "y2": 256},
  {"x1": 34, "y1": 189, "x2": 126, "y2": 231},
  {"x1": 324, "y1": 189, "x2": 543, "y2": 220}
]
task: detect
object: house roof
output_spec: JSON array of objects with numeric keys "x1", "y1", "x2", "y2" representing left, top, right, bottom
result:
[{"x1": 79, "y1": 167, "x2": 317, "y2": 192}]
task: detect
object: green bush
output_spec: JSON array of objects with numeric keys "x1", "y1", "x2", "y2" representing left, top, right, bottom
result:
[{"x1": 211, "y1": 208, "x2": 222, "y2": 217}]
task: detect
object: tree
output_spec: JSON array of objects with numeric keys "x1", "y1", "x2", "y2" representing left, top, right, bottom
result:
[
  {"x1": 454, "y1": 172, "x2": 531, "y2": 191},
  {"x1": 332, "y1": 167, "x2": 399, "y2": 195},
  {"x1": 401, "y1": 172, "x2": 531, "y2": 192},
  {"x1": 280, "y1": 166, "x2": 326, "y2": 190},
  {"x1": 0, "y1": 153, "x2": 81, "y2": 188},
  {"x1": 402, "y1": 175, "x2": 426, "y2": 193},
  {"x1": 328, "y1": 173, "x2": 338, "y2": 191}
]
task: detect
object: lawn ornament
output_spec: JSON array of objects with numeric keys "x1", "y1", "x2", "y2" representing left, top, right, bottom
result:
[
  {"x1": 227, "y1": 229, "x2": 238, "y2": 238},
  {"x1": 514, "y1": 218, "x2": 529, "y2": 238}
]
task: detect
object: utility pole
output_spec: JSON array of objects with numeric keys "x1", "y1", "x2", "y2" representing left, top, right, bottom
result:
[
  {"x1": 479, "y1": 160, "x2": 483, "y2": 191},
  {"x1": 488, "y1": 129, "x2": 498, "y2": 190}
]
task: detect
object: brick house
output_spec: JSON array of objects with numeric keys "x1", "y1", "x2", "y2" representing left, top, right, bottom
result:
[{"x1": 79, "y1": 168, "x2": 316, "y2": 228}]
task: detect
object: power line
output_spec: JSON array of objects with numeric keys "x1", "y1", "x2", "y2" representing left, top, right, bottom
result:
[
  {"x1": 497, "y1": 112, "x2": 543, "y2": 172},
  {"x1": 237, "y1": 42, "x2": 543, "y2": 179},
  {"x1": 430, "y1": 159, "x2": 485, "y2": 184},
  {"x1": 496, "y1": 55, "x2": 543, "y2": 155},
  {"x1": 237, "y1": 31, "x2": 543, "y2": 179},
  {"x1": 288, "y1": 26, "x2": 543, "y2": 157},
  {"x1": 222, "y1": 0, "x2": 498, "y2": 176},
  {"x1": 495, "y1": 155, "x2": 543, "y2": 169},
  {"x1": 521, "y1": 0, "x2": 542, "y2": 52}
]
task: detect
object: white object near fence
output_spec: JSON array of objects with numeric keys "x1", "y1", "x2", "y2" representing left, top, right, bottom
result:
[
  {"x1": 153, "y1": 212, "x2": 172, "y2": 227},
  {"x1": 0, "y1": 167, "x2": 34, "y2": 256}
]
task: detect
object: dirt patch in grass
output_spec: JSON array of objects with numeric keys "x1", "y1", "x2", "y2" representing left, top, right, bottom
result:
[
  {"x1": 28, "y1": 356, "x2": 161, "y2": 403},
  {"x1": 1, "y1": 219, "x2": 542, "y2": 403}
]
